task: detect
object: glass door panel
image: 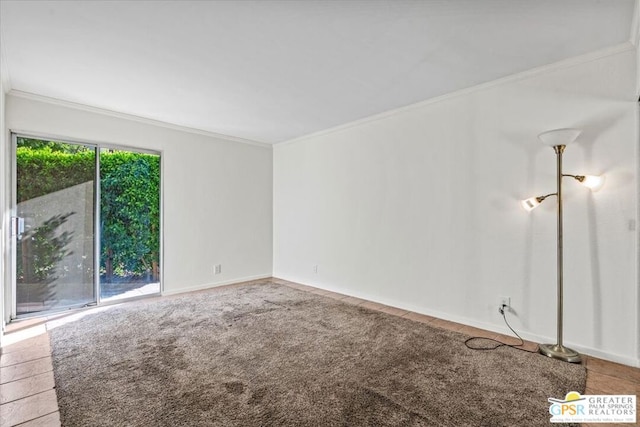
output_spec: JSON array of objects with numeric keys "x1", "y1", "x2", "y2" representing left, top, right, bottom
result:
[
  {"x1": 99, "y1": 148, "x2": 160, "y2": 302},
  {"x1": 15, "y1": 137, "x2": 96, "y2": 315}
]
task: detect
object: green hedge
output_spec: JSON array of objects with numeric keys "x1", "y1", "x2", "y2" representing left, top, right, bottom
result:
[
  {"x1": 17, "y1": 144, "x2": 160, "y2": 280},
  {"x1": 17, "y1": 146, "x2": 95, "y2": 202},
  {"x1": 101, "y1": 151, "x2": 160, "y2": 280}
]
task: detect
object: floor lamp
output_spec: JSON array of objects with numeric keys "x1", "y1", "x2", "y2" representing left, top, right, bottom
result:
[{"x1": 521, "y1": 128, "x2": 604, "y2": 363}]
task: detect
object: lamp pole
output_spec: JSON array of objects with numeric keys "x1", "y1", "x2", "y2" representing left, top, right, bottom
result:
[{"x1": 538, "y1": 145, "x2": 581, "y2": 363}]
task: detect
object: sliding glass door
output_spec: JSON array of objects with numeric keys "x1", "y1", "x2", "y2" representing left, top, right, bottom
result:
[
  {"x1": 11, "y1": 135, "x2": 161, "y2": 318},
  {"x1": 14, "y1": 137, "x2": 97, "y2": 315}
]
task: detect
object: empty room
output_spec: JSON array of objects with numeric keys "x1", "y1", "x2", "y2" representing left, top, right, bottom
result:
[{"x1": 0, "y1": 1, "x2": 639, "y2": 426}]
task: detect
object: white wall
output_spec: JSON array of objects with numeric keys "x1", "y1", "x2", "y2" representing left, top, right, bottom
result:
[
  {"x1": 4, "y1": 93, "x2": 273, "y2": 319},
  {"x1": 274, "y1": 46, "x2": 639, "y2": 366}
]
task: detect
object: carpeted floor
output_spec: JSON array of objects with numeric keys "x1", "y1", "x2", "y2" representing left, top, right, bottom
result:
[{"x1": 50, "y1": 282, "x2": 586, "y2": 426}]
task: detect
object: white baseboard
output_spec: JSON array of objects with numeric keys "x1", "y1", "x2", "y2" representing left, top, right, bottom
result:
[
  {"x1": 273, "y1": 275, "x2": 640, "y2": 368},
  {"x1": 162, "y1": 274, "x2": 272, "y2": 296}
]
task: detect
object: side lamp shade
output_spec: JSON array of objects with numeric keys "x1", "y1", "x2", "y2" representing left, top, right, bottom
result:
[
  {"x1": 521, "y1": 196, "x2": 542, "y2": 212},
  {"x1": 579, "y1": 175, "x2": 605, "y2": 192},
  {"x1": 538, "y1": 128, "x2": 581, "y2": 147}
]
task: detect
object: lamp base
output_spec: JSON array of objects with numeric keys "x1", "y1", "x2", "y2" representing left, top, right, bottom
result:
[{"x1": 539, "y1": 343, "x2": 581, "y2": 363}]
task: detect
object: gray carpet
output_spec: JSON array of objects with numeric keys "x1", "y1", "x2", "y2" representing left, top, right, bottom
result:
[{"x1": 50, "y1": 281, "x2": 586, "y2": 426}]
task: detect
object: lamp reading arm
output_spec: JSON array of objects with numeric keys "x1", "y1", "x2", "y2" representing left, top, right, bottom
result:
[
  {"x1": 521, "y1": 193, "x2": 557, "y2": 211},
  {"x1": 562, "y1": 174, "x2": 605, "y2": 191}
]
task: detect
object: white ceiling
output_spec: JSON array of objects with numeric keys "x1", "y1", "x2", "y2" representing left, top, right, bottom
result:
[{"x1": 0, "y1": 0, "x2": 636, "y2": 144}]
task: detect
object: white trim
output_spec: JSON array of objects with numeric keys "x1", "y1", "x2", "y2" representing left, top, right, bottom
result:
[
  {"x1": 161, "y1": 274, "x2": 272, "y2": 296},
  {"x1": 7, "y1": 133, "x2": 16, "y2": 322},
  {"x1": 276, "y1": 42, "x2": 636, "y2": 147},
  {"x1": 0, "y1": 84, "x2": 6, "y2": 340},
  {"x1": 636, "y1": 101, "x2": 640, "y2": 368},
  {"x1": 7, "y1": 90, "x2": 273, "y2": 149},
  {"x1": 8, "y1": 129, "x2": 164, "y2": 156}
]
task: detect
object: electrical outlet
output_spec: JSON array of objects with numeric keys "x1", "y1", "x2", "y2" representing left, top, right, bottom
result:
[
  {"x1": 214, "y1": 264, "x2": 222, "y2": 275},
  {"x1": 499, "y1": 296, "x2": 511, "y2": 309},
  {"x1": 313, "y1": 265, "x2": 318, "y2": 274}
]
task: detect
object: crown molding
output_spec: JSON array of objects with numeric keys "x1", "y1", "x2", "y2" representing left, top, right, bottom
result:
[
  {"x1": 276, "y1": 42, "x2": 635, "y2": 148},
  {"x1": 7, "y1": 90, "x2": 272, "y2": 149}
]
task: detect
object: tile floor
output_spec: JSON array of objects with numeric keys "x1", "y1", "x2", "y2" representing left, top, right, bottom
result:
[{"x1": 1, "y1": 277, "x2": 638, "y2": 426}]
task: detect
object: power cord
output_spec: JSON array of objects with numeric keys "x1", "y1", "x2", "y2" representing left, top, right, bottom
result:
[{"x1": 464, "y1": 304, "x2": 539, "y2": 354}]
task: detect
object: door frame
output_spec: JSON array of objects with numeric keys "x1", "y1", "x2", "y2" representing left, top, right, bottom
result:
[{"x1": 5, "y1": 131, "x2": 163, "y2": 320}]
